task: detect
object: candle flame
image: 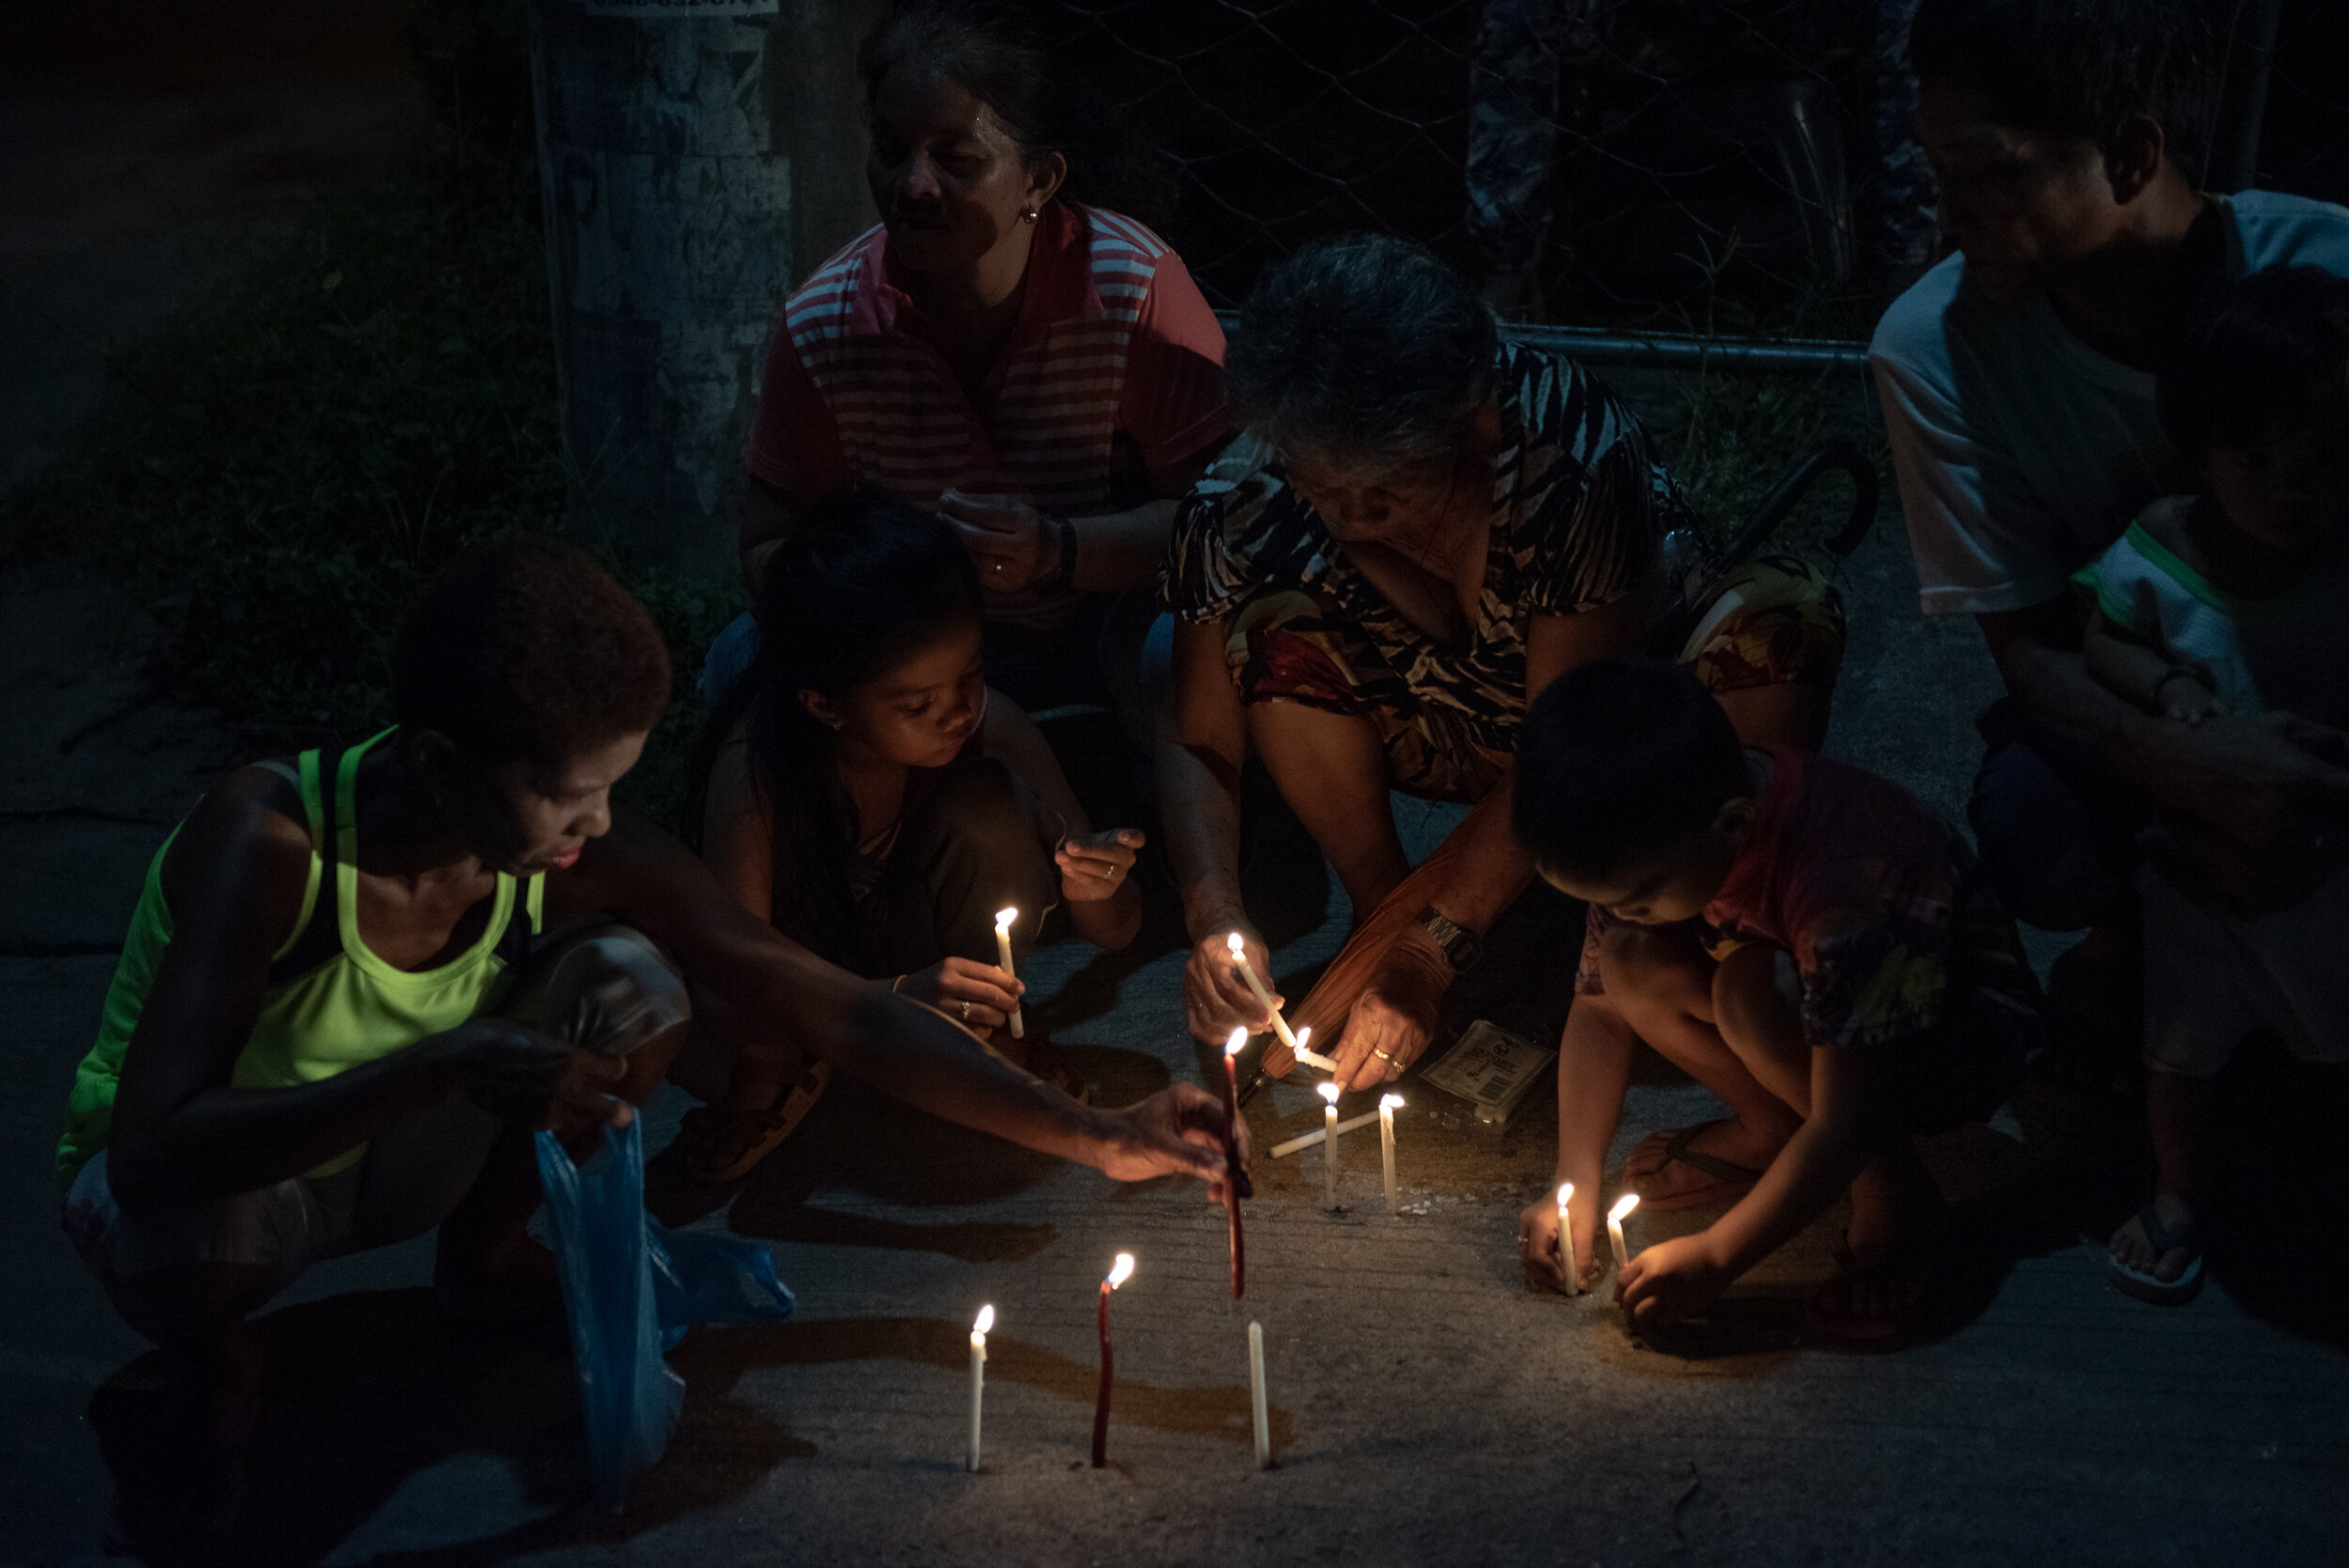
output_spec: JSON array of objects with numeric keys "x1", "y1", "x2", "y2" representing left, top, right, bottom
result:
[
  {"x1": 1609, "y1": 1192, "x2": 1640, "y2": 1222},
  {"x1": 1317, "y1": 1081, "x2": 1341, "y2": 1104},
  {"x1": 1557, "y1": 1182, "x2": 1574, "y2": 1207},
  {"x1": 1106, "y1": 1253, "x2": 1135, "y2": 1289},
  {"x1": 1381, "y1": 1093, "x2": 1405, "y2": 1110},
  {"x1": 1224, "y1": 1027, "x2": 1248, "y2": 1059},
  {"x1": 1295, "y1": 1027, "x2": 1311, "y2": 1050},
  {"x1": 972, "y1": 1304, "x2": 994, "y2": 1336},
  {"x1": 1226, "y1": 931, "x2": 1245, "y2": 956},
  {"x1": 995, "y1": 907, "x2": 1018, "y2": 931}
]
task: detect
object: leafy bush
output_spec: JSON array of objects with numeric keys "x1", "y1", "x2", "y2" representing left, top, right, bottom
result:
[{"x1": 1, "y1": 129, "x2": 738, "y2": 826}]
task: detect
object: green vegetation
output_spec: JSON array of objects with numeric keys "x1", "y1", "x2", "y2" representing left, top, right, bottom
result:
[
  {"x1": 0, "y1": 130, "x2": 739, "y2": 826},
  {"x1": 1662, "y1": 365, "x2": 1879, "y2": 552}
]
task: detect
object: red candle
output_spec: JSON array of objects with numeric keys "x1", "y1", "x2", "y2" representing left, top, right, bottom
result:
[
  {"x1": 1221, "y1": 1029, "x2": 1247, "y2": 1299},
  {"x1": 1091, "y1": 1253, "x2": 1134, "y2": 1468}
]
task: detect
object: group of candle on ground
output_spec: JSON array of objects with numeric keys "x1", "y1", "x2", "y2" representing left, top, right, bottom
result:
[
  {"x1": 956, "y1": 1199, "x2": 1645, "y2": 1475},
  {"x1": 964, "y1": 1254, "x2": 1276, "y2": 1473},
  {"x1": 957, "y1": 932, "x2": 1640, "y2": 1473}
]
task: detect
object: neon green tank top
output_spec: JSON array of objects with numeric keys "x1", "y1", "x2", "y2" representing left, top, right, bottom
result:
[{"x1": 54, "y1": 730, "x2": 544, "y2": 1188}]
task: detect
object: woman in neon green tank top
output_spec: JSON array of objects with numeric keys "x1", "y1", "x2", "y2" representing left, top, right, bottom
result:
[{"x1": 64, "y1": 536, "x2": 1249, "y2": 1553}]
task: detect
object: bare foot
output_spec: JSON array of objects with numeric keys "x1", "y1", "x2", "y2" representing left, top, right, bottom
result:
[
  {"x1": 1809, "y1": 1179, "x2": 1952, "y2": 1342},
  {"x1": 2108, "y1": 1193, "x2": 2199, "y2": 1283}
]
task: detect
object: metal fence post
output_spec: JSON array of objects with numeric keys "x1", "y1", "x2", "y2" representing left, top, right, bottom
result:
[{"x1": 525, "y1": 0, "x2": 878, "y2": 578}]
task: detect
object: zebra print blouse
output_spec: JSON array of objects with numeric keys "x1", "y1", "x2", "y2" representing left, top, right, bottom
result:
[{"x1": 1165, "y1": 342, "x2": 1687, "y2": 751}]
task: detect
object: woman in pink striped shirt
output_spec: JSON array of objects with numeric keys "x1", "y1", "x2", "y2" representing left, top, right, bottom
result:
[{"x1": 716, "y1": 0, "x2": 1234, "y2": 726}]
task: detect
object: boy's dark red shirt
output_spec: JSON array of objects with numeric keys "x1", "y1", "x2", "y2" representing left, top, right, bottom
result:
[{"x1": 1581, "y1": 746, "x2": 2005, "y2": 1049}]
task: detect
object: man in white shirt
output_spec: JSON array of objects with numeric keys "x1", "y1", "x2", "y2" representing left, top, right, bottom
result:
[{"x1": 1872, "y1": 0, "x2": 2349, "y2": 1023}]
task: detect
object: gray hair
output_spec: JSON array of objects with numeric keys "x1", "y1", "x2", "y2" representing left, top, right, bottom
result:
[{"x1": 1225, "y1": 234, "x2": 1499, "y2": 481}]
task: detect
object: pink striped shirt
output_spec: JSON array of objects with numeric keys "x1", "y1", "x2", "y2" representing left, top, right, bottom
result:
[{"x1": 745, "y1": 201, "x2": 1230, "y2": 628}]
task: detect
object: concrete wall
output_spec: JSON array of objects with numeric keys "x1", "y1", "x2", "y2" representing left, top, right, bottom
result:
[{"x1": 527, "y1": 0, "x2": 881, "y2": 577}]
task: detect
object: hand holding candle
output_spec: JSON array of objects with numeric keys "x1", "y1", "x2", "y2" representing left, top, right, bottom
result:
[
  {"x1": 1317, "y1": 1080, "x2": 1342, "y2": 1210},
  {"x1": 1091, "y1": 1252, "x2": 1134, "y2": 1468},
  {"x1": 1556, "y1": 1184, "x2": 1581, "y2": 1296},
  {"x1": 1221, "y1": 1029, "x2": 1248, "y2": 1299},
  {"x1": 968, "y1": 1305, "x2": 992, "y2": 1471},
  {"x1": 1379, "y1": 1094, "x2": 1404, "y2": 1214},
  {"x1": 1608, "y1": 1192, "x2": 1640, "y2": 1272},
  {"x1": 993, "y1": 908, "x2": 1024, "y2": 1039},
  {"x1": 1226, "y1": 933, "x2": 1301, "y2": 1054}
]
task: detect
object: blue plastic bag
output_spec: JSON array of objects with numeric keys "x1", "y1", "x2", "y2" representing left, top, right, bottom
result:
[{"x1": 535, "y1": 1118, "x2": 794, "y2": 1508}]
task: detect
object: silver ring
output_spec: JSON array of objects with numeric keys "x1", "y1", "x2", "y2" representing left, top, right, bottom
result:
[{"x1": 960, "y1": 1001, "x2": 972, "y2": 1021}]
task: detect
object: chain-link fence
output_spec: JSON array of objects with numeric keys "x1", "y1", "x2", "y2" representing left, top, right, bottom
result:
[{"x1": 1050, "y1": 0, "x2": 2348, "y2": 337}]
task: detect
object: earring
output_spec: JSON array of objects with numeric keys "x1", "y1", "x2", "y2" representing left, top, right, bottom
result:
[{"x1": 1021, "y1": 210, "x2": 1038, "y2": 224}]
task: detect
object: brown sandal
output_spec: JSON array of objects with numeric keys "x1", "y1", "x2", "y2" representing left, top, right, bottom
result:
[{"x1": 677, "y1": 1060, "x2": 835, "y2": 1185}]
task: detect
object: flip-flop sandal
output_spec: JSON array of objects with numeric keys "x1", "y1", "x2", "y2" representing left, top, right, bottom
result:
[
  {"x1": 1628, "y1": 1120, "x2": 1766, "y2": 1211},
  {"x1": 678, "y1": 1060, "x2": 835, "y2": 1185},
  {"x1": 1806, "y1": 1226, "x2": 1952, "y2": 1343},
  {"x1": 2107, "y1": 1202, "x2": 2204, "y2": 1306}
]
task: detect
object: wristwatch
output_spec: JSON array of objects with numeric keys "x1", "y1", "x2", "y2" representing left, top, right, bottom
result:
[
  {"x1": 1417, "y1": 907, "x2": 1481, "y2": 973},
  {"x1": 1030, "y1": 509, "x2": 1079, "y2": 598}
]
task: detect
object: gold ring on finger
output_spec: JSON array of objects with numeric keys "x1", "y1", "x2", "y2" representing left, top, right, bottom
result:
[{"x1": 1372, "y1": 1048, "x2": 1393, "y2": 1062}]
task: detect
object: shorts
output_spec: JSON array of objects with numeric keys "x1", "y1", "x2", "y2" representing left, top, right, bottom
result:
[
  {"x1": 2140, "y1": 862, "x2": 2349, "y2": 1078},
  {"x1": 61, "y1": 921, "x2": 689, "y2": 1311},
  {"x1": 1224, "y1": 553, "x2": 1845, "y2": 804}
]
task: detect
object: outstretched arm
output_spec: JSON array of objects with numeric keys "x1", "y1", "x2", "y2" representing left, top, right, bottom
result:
[{"x1": 552, "y1": 814, "x2": 1247, "y2": 1196}]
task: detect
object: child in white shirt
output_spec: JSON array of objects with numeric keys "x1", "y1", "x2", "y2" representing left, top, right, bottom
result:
[{"x1": 2076, "y1": 265, "x2": 2349, "y2": 1304}]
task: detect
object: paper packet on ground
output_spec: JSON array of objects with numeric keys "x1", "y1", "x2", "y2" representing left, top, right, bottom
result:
[{"x1": 1417, "y1": 1020, "x2": 1555, "y2": 1126}]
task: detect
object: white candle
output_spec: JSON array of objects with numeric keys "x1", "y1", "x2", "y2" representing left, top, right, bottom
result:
[
  {"x1": 1225, "y1": 933, "x2": 1301, "y2": 1053},
  {"x1": 1608, "y1": 1192, "x2": 1640, "y2": 1271},
  {"x1": 1379, "y1": 1094, "x2": 1403, "y2": 1213},
  {"x1": 968, "y1": 1304, "x2": 992, "y2": 1471},
  {"x1": 1556, "y1": 1183, "x2": 1580, "y2": 1296},
  {"x1": 1289, "y1": 1025, "x2": 1339, "y2": 1075},
  {"x1": 1318, "y1": 1081, "x2": 1341, "y2": 1209},
  {"x1": 1268, "y1": 1110, "x2": 1380, "y2": 1158},
  {"x1": 1248, "y1": 1320, "x2": 1271, "y2": 1470},
  {"x1": 994, "y1": 908, "x2": 1023, "y2": 1040}
]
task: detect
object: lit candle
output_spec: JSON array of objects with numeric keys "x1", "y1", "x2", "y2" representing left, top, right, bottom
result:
[
  {"x1": 968, "y1": 1305, "x2": 993, "y2": 1471},
  {"x1": 1090, "y1": 1252, "x2": 1134, "y2": 1468},
  {"x1": 1248, "y1": 1320, "x2": 1271, "y2": 1470},
  {"x1": 1222, "y1": 1028, "x2": 1247, "y2": 1300},
  {"x1": 1556, "y1": 1184, "x2": 1580, "y2": 1296},
  {"x1": 1379, "y1": 1094, "x2": 1403, "y2": 1214},
  {"x1": 1317, "y1": 1081, "x2": 1342, "y2": 1210},
  {"x1": 1225, "y1": 932, "x2": 1300, "y2": 1054},
  {"x1": 1608, "y1": 1192, "x2": 1640, "y2": 1272},
  {"x1": 994, "y1": 908, "x2": 1023, "y2": 1039},
  {"x1": 1289, "y1": 1024, "x2": 1339, "y2": 1075}
]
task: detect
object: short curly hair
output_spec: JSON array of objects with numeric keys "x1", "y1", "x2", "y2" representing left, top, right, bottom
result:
[
  {"x1": 391, "y1": 533, "x2": 671, "y2": 772},
  {"x1": 1225, "y1": 233, "x2": 1499, "y2": 481}
]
